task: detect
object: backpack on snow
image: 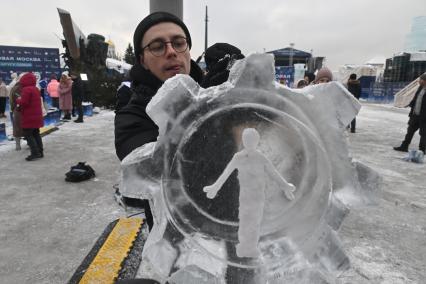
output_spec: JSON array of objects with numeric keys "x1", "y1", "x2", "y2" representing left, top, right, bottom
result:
[{"x1": 65, "y1": 162, "x2": 96, "y2": 182}]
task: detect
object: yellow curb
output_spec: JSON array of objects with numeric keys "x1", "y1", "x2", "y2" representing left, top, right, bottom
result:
[
  {"x1": 40, "y1": 125, "x2": 58, "y2": 137},
  {"x1": 79, "y1": 218, "x2": 143, "y2": 284}
]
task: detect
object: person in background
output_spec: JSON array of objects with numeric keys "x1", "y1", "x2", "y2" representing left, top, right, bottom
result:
[
  {"x1": 39, "y1": 76, "x2": 48, "y2": 101},
  {"x1": 304, "y1": 71, "x2": 315, "y2": 85},
  {"x1": 47, "y1": 74, "x2": 60, "y2": 109},
  {"x1": 314, "y1": 67, "x2": 333, "y2": 84},
  {"x1": 393, "y1": 73, "x2": 426, "y2": 154},
  {"x1": 70, "y1": 72, "x2": 84, "y2": 123},
  {"x1": 296, "y1": 79, "x2": 308, "y2": 88},
  {"x1": 58, "y1": 74, "x2": 73, "y2": 120},
  {"x1": 0, "y1": 78, "x2": 8, "y2": 118},
  {"x1": 8, "y1": 74, "x2": 25, "y2": 150},
  {"x1": 346, "y1": 73, "x2": 361, "y2": 133},
  {"x1": 16, "y1": 73, "x2": 44, "y2": 161}
]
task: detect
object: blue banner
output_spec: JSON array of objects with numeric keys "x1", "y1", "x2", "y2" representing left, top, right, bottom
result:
[
  {"x1": 275, "y1": 66, "x2": 294, "y2": 87},
  {"x1": 0, "y1": 45, "x2": 61, "y2": 83},
  {"x1": 364, "y1": 81, "x2": 409, "y2": 103}
]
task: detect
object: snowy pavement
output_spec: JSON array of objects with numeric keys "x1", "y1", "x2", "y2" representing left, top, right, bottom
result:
[
  {"x1": 0, "y1": 111, "x2": 124, "y2": 283},
  {"x1": 0, "y1": 104, "x2": 425, "y2": 283},
  {"x1": 339, "y1": 103, "x2": 426, "y2": 284}
]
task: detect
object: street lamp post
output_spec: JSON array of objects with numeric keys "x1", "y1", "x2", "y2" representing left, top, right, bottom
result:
[{"x1": 289, "y1": 43, "x2": 295, "y2": 66}]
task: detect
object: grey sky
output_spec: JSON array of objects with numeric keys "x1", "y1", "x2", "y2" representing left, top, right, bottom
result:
[{"x1": 0, "y1": 0, "x2": 425, "y2": 70}]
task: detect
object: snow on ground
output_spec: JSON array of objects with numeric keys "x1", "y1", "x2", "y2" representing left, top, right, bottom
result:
[
  {"x1": 338, "y1": 103, "x2": 426, "y2": 284},
  {"x1": 0, "y1": 104, "x2": 425, "y2": 283},
  {"x1": 0, "y1": 111, "x2": 124, "y2": 283}
]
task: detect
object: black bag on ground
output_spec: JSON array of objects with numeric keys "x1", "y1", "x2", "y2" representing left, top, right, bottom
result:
[{"x1": 65, "y1": 162, "x2": 96, "y2": 182}]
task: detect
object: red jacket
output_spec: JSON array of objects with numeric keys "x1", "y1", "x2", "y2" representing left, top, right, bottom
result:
[{"x1": 16, "y1": 73, "x2": 44, "y2": 129}]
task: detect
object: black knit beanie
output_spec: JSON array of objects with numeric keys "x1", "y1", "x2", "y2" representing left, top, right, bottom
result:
[{"x1": 133, "y1": 12, "x2": 192, "y2": 60}]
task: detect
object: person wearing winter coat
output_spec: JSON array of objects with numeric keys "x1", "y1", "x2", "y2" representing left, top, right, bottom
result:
[
  {"x1": 8, "y1": 75, "x2": 24, "y2": 150},
  {"x1": 304, "y1": 72, "x2": 315, "y2": 85},
  {"x1": 16, "y1": 73, "x2": 44, "y2": 161},
  {"x1": 347, "y1": 73, "x2": 361, "y2": 133},
  {"x1": 394, "y1": 73, "x2": 426, "y2": 153},
  {"x1": 0, "y1": 79, "x2": 8, "y2": 118},
  {"x1": 70, "y1": 72, "x2": 85, "y2": 123},
  {"x1": 58, "y1": 74, "x2": 73, "y2": 120},
  {"x1": 114, "y1": 12, "x2": 244, "y2": 235},
  {"x1": 115, "y1": 14, "x2": 243, "y2": 161},
  {"x1": 114, "y1": 12, "x2": 202, "y2": 162},
  {"x1": 314, "y1": 67, "x2": 333, "y2": 84},
  {"x1": 47, "y1": 74, "x2": 60, "y2": 109}
]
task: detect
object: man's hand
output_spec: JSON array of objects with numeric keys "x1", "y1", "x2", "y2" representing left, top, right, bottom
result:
[{"x1": 201, "y1": 43, "x2": 244, "y2": 88}]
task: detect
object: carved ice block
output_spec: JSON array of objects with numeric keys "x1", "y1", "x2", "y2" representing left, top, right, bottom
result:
[{"x1": 120, "y1": 54, "x2": 364, "y2": 283}]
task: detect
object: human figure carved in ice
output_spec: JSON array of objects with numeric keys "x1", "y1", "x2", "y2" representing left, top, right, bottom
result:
[{"x1": 203, "y1": 128, "x2": 296, "y2": 258}]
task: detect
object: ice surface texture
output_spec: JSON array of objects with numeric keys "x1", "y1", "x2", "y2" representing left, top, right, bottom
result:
[{"x1": 120, "y1": 54, "x2": 365, "y2": 283}]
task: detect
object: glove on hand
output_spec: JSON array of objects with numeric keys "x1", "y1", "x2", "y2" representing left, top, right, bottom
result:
[{"x1": 201, "y1": 43, "x2": 244, "y2": 88}]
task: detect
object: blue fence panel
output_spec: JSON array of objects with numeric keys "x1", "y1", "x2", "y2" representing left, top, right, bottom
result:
[
  {"x1": 359, "y1": 76, "x2": 376, "y2": 99},
  {"x1": 275, "y1": 66, "x2": 294, "y2": 87},
  {"x1": 0, "y1": 123, "x2": 6, "y2": 141},
  {"x1": 43, "y1": 109, "x2": 61, "y2": 126},
  {"x1": 83, "y1": 102, "x2": 93, "y2": 117},
  {"x1": 366, "y1": 82, "x2": 410, "y2": 103}
]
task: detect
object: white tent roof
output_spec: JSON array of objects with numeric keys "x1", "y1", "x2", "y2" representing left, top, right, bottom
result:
[{"x1": 365, "y1": 56, "x2": 386, "y2": 65}]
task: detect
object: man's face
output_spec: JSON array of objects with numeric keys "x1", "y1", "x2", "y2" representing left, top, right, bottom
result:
[
  {"x1": 140, "y1": 22, "x2": 191, "y2": 81},
  {"x1": 419, "y1": 79, "x2": 426, "y2": 88}
]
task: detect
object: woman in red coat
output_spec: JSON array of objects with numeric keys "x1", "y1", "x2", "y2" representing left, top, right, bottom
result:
[{"x1": 16, "y1": 72, "x2": 44, "y2": 161}]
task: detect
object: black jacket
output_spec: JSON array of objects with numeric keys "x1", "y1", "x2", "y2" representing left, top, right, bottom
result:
[
  {"x1": 347, "y1": 79, "x2": 361, "y2": 99},
  {"x1": 115, "y1": 42, "x2": 245, "y2": 161},
  {"x1": 71, "y1": 77, "x2": 85, "y2": 102},
  {"x1": 115, "y1": 82, "x2": 132, "y2": 112},
  {"x1": 114, "y1": 61, "x2": 203, "y2": 161},
  {"x1": 409, "y1": 86, "x2": 426, "y2": 122}
]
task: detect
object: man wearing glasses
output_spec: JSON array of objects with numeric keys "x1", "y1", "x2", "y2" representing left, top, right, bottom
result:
[
  {"x1": 115, "y1": 12, "x2": 201, "y2": 163},
  {"x1": 115, "y1": 12, "x2": 243, "y2": 230}
]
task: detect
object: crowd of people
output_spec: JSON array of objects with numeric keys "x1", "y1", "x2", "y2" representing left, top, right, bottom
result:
[{"x1": 1, "y1": 70, "x2": 86, "y2": 161}]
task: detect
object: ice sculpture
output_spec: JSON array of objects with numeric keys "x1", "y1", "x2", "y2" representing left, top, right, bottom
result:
[
  {"x1": 120, "y1": 53, "x2": 365, "y2": 283},
  {"x1": 203, "y1": 128, "x2": 295, "y2": 258}
]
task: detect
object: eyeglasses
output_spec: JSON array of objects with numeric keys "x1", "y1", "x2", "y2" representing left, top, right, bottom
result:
[{"x1": 143, "y1": 37, "x2": 188, "y2": 57}]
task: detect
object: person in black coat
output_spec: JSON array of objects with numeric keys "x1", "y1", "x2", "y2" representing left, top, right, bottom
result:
[
  {"x1": 347, "y1": 73, "x2": 361, "y2": 133},
  {"x1": 70, "y1": 72, "x2": 85, "y2": 123},
  {"x1": 115, "y1": 12, "x2": 199, "y2": 162},
  {"x1": 115, "y1": 13, "x2": 243, "y2": 162},
  {"x1": 394, "y1": 73, "x2": 426, "y2": 153},
  {"x1": 114, "y1": 12, "x2": 243, "y2": 231}
]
